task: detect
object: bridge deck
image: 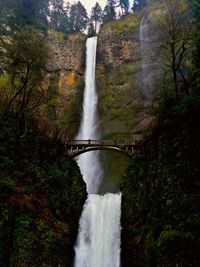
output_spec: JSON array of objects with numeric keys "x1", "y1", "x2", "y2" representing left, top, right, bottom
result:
[
  {"x1": 65, "y1": 139, "x2": 136, "y2": 147},
  {"x1": 65, "y1": 140, "x2": 136, "y2": 158}
]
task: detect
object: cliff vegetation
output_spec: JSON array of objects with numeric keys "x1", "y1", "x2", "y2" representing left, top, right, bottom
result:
[
  {"x1": 0, "y1": 114, "x2": 86, "y2": 266},
  {"x1": 121, "y1": 0, "x2": 200, "y2": 265}
]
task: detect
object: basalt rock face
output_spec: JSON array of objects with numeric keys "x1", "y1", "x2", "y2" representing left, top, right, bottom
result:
[
  {"x1": 96, "y1": 14, "x2": 154, "y2": 192},
  {"x1": 37, "y1": 31, "x2": 87, "y2": 140},
  {"x1": 48, "y1": 31, "x2": 86, "y2": 74},
  {"x1": 97, "y1": 14, "x2": 147, "y2": 141}
]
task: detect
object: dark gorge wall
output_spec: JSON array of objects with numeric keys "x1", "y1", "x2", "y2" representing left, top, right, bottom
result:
[
  {"x1": 0, "y1": 31, "x2": 88, "y2": 267},
  {"x1": 121, "y1": 96, "x2": 200, "y2": 266},
  {"x1": 0, "y1": 117, "x2": 87, "y2": 266}
]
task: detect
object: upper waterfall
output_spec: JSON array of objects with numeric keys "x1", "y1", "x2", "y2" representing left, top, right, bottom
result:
[{"x1": 76, "y1": 37, "x2": 102, "y2": 194}]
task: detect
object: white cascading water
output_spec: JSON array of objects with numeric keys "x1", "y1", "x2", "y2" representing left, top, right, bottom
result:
[
  {"x1": 140, "y1": 13, "x2": 153, "y2": 107},
  {"x1": 74, "y1": 193, "x2": 121, "y2": 267},
  {"x1": 74, "y1": 37, "x2": 122, "y2": 267},
  {"x1": 76, "y1": 36, "x2": 102, "y2": 194}
]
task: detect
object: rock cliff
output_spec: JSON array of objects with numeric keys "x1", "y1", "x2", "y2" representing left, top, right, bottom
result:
[
  {"x1": 96, "y1": 14, "x2": 155, "y2": 191},
  {"x1": 38, "y1": 31, "x2": 87, "y2": 139},
  {"x1": 40, "y1": 14, "x2": 156, "y2": 143},
  {"x1": 38, "y1": 14, "x2": 157, "y2": 191},
  {"x1": 97, "y1": 14, "x2": 150, "y2": 141}
]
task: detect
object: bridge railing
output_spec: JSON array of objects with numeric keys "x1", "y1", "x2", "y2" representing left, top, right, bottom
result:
[{"x1": 65, "y1": 139, "x2": 136, "y2": 146}]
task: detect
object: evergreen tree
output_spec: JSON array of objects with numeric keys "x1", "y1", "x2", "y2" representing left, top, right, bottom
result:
[
  {"x1": 102, "y1": 0, "x2": 116, "y2": 24},
  {"x1": 91, "y1": 2, "x2": 103, "y2": 31},
  {"x1": 88, "y1": 21, "x2": 96, "y2": 37},
  {"x1": 50, "y1": 0, "x2": 64, "y2": 31},
  {"x1": 119, "y1": 0, "x2": 129, "y2": 15},
  {"x1": 188, "y1": 0, "x2": 200, "y2": 24},
  {"x1": 132, "y1": 0, "x2": 147, "y2": 12},
  {"x1": 69, "y1": 1, "x2": 88, "y2": 32},
  {"x1": 58, "y1": 3, "x2": 71, "y2": 33},
  {"x1": 0, "y1": 0, "x2": 49, "y2": 31},
  {"x1": 107, "y1": 0, "x2": 117, "y2": 7}
]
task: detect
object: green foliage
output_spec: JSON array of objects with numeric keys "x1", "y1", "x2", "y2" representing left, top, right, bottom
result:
[
  {"x1": 124, "y1": 63, "x2": 140, "y2": 75},
  {"x1": 91, "y1": 2, "x2": 103, "y2": 31},
  {"x1": 154, "y1": 0, "x2": 194, "y2": 97},
  {"x1": 0, "y1": 74, "x2": 11, "y2": 104},
  {"x1": 188, "y1": 0, "x2": 200, "y2": 24},
  {"x1": 119, "y1": 0, "x2": 129, "y2": 14},
  {"x1": 49, "y1": 76, "x2": 84, "y2": 139},
  {"x1": 101, "y1": 14, "x2": 138, "y2": 37},
  {"x1": 50, "y1": 0, "x2": 65, "y2": 31},
  {"x1": 122, "y1": 96, "x2": 200, "y2": 266},
  {"x1": 0, "y1": 0, "x2": 49, "y2": 31},
  {"x1": 133, "y1": 0, "x2": 147, "y2": 11},
  {"x1": 0, "y1": 27, "x2": 50, "y2": 135},
  {"x1": 69, "y1": 1, "x2": 88, "y2": 32},
  {"x1": 102, "y1": 4, "x2": 116, "y2": 24},
  {"x1": 0, "y1": 114, "x2": 86, "y2": 266}
]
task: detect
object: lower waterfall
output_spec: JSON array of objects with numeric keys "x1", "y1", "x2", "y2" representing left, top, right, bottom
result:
[
  {"x1": 74, "y1": 37, "x2": 122, "y2": 267},
  {"x1": 74, "y1": 193, "x2": 121, "y2": 267}
]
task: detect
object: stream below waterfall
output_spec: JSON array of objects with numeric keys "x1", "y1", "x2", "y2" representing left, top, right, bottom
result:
[{"x1": 74, "y1": 37, "x2": 122, "y2": 267}]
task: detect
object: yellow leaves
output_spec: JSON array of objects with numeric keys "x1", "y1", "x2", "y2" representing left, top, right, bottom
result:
[
  {"x1": 58, "y1": 72, "x2": 76, "y2": 92},
  {"x1": 0, "y1": 73, "x2": 12, "y2": 104},
  {"x1": 65, "y1": 72, "x2": 76, "y2": 86}
]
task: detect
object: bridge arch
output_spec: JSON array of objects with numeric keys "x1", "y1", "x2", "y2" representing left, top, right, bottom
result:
[
  {"x1": 65, "y1": 139, "x2": 135, "y2": 158},
  {"x1": 69, "y1": 146, "x2": 132, "y2": 158}
]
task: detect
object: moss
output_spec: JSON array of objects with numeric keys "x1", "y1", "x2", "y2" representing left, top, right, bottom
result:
[
  {"x1": 100, "y1": 14, "x2": 139, "y2": 38},
  {"x1": 102, "y1": 131, "x2": 132, "y2": 140},
  {"x1": 123, "y1": 63, "x2": 140, "y2": 76},
  {"x1": 55, "y1": 76, "x2": 84, "y2": 138},
  {"x1": 97, "y1": 62, "x2": 143, "y2": 135},
  {"x1": 48, "y1": 29, "x2": 69, "y2": 42},
  {"x1": 44, "y1": 73, "x2": 84, "y2": 139}
]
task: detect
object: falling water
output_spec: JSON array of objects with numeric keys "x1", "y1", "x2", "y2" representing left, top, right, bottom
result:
[
  {"x1": 74, "y1": 193, "x2": 121, "y2": 267},
  {"x1": 140, "y1": 13, "x2": 154, "y2": 107},
  {"x1": 74, "y1": 37, "x2": 122, "y2": 267},
  {"x1": 76, "y1": 37, "x2": 102, "y2": 194}
]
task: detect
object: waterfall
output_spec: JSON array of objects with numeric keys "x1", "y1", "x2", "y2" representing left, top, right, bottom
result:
[
  {"x1": 74, "y1": 37, "x2": 122, "y2": 267},
  {"x1": 140, "y1": 13, "x2": 154, "y2": 107},
  {"x1": 74, "y1": 193, "x2": 121, "y2": 267},
  {"x1": 76, "y1": 37, "x2": 102, "y2": 194}
]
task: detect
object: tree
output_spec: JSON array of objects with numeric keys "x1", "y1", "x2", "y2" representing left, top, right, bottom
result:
[
  {"x1": 91, "y1": 2, "x2": 103, "y2": 32},
  {"x1": 155, "y1": 0, "x2": 194, "y2": 97},
  {"x1": 102, "y1": 0, "x2": 116, "y2": 24},
  {"x1": 0, "y1": 0, "x2": 50, "y2": 31},
  {"x1": 119, "y1": 0, "x2": 129, "y2": 15},
  {"x1": 69, "y1": 1, "x2": 88, "y2": 32},
  {"x1": 88, "y1": 21, "x2": 96, "y2": 37},
  {"x1": 1, "y1": 28, "x2": 50, "y2": 134},
  {"x1": 50, "y1": 0, "x2": 65, "y2": 31},
  {"x1": 132, "y1": 0, "x2": 147, "y2": 12},
  {"x1": 188, "y1": 0, "x2": 200, "y2": 24},
  {"x1": 107, "y1": 0, "x2": 117, "y2": 7},
  {"x1": 187, "y1": 0, "x2": 200, "y2": 94}
]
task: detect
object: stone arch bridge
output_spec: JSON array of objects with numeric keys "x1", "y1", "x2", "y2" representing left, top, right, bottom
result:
[{"x1": 65, "y1": 140, "x2": 136, "y2": 158}]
